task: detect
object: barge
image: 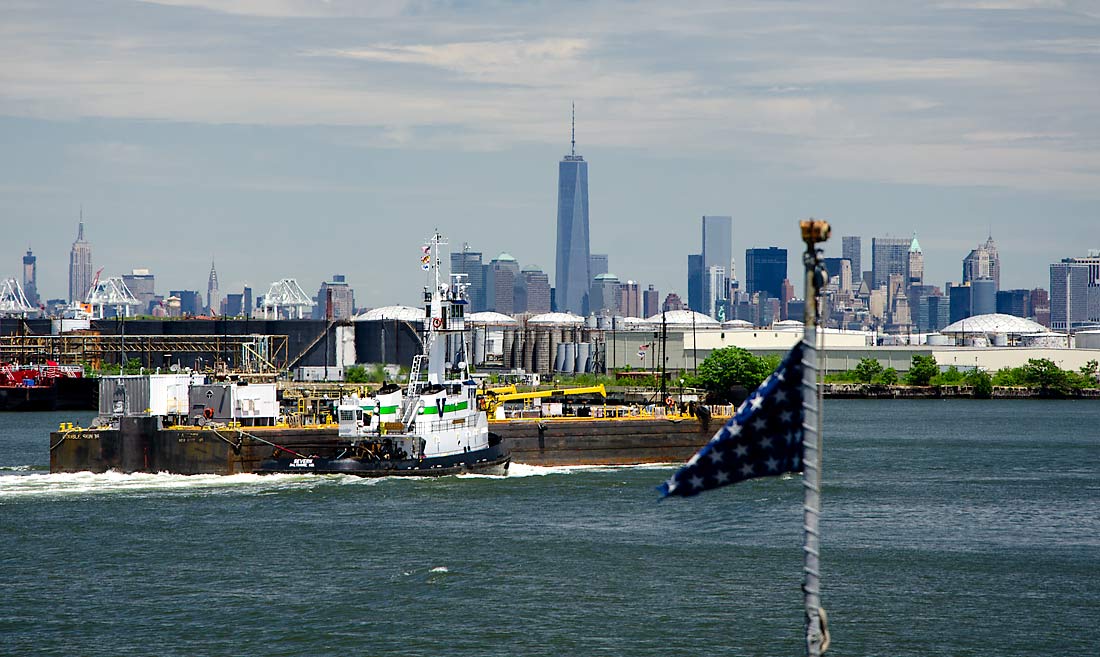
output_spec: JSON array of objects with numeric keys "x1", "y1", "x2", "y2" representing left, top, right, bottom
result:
[{"x1": 50, "y1": 411, "x2": 719, "y2": 474}]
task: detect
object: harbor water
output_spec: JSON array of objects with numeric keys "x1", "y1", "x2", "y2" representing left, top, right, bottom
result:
[{"x1": 2, "y1": 400, "x2": 1098, "y2": 656}]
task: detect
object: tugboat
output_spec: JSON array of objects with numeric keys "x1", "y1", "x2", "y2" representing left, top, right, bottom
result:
[{"x1": 258, "y1": 232, "x2": 510, "y2": 477}]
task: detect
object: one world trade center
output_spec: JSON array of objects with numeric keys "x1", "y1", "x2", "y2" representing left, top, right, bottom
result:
[{"x1": 555, "y1": 106, "x2": 590, "y2": 315}]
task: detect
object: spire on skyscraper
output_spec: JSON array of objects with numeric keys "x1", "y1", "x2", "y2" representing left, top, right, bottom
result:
[{"x1": 571, "y1": 102, "x2": 576, "y2": 157}]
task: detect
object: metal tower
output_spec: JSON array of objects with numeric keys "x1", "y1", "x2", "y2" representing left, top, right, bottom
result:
[
  {"x1": 262, "y1": 279, "x2": 316, "y2": 319},
  {"x1": 0, "y1": 278, "x2": 35, "y2": 316},
  {"x1": 85, "y1": 276, "x2": 141, "y2": 318}
]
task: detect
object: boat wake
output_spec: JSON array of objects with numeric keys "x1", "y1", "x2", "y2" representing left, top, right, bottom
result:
[
  {"x1": 0, "y1": 462, "x2": 679, "y2": 498},
  {"x1": 0, "y1": 470, "x2": 366, "y2": 499},
  {"x1": 452, "y1": 462, "x2": 678, "y2": 479}
]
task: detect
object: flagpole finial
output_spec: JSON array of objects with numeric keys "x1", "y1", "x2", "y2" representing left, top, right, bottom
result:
[{"x1": 800, "y1": 219, "x2": 830, "y2": 246}]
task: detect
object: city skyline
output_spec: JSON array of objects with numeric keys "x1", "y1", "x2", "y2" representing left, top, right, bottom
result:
[{"x1": 3, "y1": 2, "x2": 1099, "y2": 306}]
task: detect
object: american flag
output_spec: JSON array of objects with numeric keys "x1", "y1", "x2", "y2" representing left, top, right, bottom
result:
[{"x1": 659, "y1": 342, "x2": 804, "y2": 498}]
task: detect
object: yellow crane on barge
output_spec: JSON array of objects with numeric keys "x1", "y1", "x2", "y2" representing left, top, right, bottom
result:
[{"x1": 480, "y1": 385, "x2": 607, "y2": 419}]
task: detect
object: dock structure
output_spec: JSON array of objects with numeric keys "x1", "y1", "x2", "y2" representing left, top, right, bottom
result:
[{"x1": 0, "y1": 332, "x2": 288, "y2": 374}]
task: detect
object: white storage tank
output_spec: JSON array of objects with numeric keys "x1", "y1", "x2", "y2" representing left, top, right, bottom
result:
[
  {"x1": 925, "y1": 333, "x2": 953, "y2": 346},
  {"x1": 1020, "y1": 332, "x2": 1069, "y2": 349},
  {"x1": 1076, "y1": 330, "x2": 1100, "y2": 349}
]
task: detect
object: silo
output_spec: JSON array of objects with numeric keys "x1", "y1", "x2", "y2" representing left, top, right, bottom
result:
[
  {"x1": 554, "y1": 343, "x2": 567, "y2": 372},
  {"x1": 521, "y1": 330, "x2": 532, "y2": 372},
  {"x1": 503, "y1": 329, "x2": 515, "y2": 368},
  {"x1": 535, "y1": 329, "x2": 551, "y2": 374},
  {"x1": 548, "y1": 329, "x2": 561, "y2": 374},
  {"x1": 562, "y1": 343, "x2": 576, "y2": 374},
  {"x1": 575, "y1": 342, "x2": 590, "y2": 374},
  {"x1": 473, "y1": 327, "x2": 486, "y2": 365}
]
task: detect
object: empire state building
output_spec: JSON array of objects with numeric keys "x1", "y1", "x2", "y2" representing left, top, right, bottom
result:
[
  {"x1": 554, "y1": 106, "x2": 591, "y2": 315},
  {"x1": 68, "y1": 219, "x2": 93, "y2": 303}
]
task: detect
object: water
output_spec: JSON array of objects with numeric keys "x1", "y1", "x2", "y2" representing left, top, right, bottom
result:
[{"x1": 2, "y1": 401, "x2": 1098, "y2": 656}]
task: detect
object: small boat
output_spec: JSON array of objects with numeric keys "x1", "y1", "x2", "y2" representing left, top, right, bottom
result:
[{"x1": 258, "y1": 232, "x2": 510, "y2": 477}]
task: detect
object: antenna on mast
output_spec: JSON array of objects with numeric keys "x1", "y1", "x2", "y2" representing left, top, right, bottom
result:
[{"x1": 571, "y1": 102, "x2": 576, "y2": 157}]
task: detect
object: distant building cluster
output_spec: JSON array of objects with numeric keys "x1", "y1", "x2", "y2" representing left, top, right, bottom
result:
[{"x1": 4, "y1": 113, "x2": 1098, "y2": 343}]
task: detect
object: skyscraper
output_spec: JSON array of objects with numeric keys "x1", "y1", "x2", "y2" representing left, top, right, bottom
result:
[
  {"x1": 451, "y1": 246, "x2": 486, "y2": 312},
  {"x1": 518, "y1": 265, "x2": 551, "y2": 314},
  {"x1": 589, "y1": 254, "x2": 609, "y2": 278},
  {"x1": 68, "y1": 220, "x2": 93, "y2": 303},
  {"x1": 207, "y1": 260, "x2": 220, "y2": 315},
  {"x1": 1050, "y1": 261, "x2": 1090, "y2": 330},
  {"x1": 486, "y1": 253, "x2": 520, "y2": 314},
  {"x1": 589, "y1": 273, "x2": 620, "y2": 316},
  {"x1": 687, "y1": 253, "x2": 703, "y2": 311},
  {"x1": 745, "y1": 247, "x2": 787, "y2": 299},
  {"x1": 842, "y1": 236, "x2": 862, "y2": 287},
  {"x1": 871, "y1": 237, "x2": 909, "y2": 290},
  {"x1": 554, "y1": 106, "x2": 590, "y2": 315},
  {"x1": 907, "y1": 234, "x2": 924, "y2": 287},
  {"x1": 315, "y1": 274, "x2": 355, "y2": 320},
  {"x1": 123, "y1": 269, "x2": 156, "y2": 315},
  {"x1": 618, "y1": 280, "x2": 641, "y2": 318},
  {"x1": 701, "y1": 215, "x2": 732, "y2": 318},
  {"x1": 962, "y1": 235, "x2": 1000, "y2": 290},
  {"x1": 823, "y1": 257, "x2": 852, "y2": 293},
  {"x1": 22, "y1": 248, "x2": 38, "y2": 307},
  {"x1": 643, "y1": 285, "x2": 660, "y2": 318}
]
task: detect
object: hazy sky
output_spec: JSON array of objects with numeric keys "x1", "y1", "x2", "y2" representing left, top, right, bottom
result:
[{"x1": 2, "y1": 0, "x2": 1098, "y2": 308}]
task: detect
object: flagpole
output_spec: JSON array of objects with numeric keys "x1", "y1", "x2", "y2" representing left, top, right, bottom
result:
[{"x1": 800, "y1": 219, "x2": 830, "y2": 657}]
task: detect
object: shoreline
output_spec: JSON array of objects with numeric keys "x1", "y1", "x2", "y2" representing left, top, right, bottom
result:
[{"x1": 823, "y1": 384, "x2": 1100, "y2": 399}]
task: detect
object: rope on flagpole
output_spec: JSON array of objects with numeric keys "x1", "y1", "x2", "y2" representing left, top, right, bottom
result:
[{"x1": 800, "y1": 218, "x2": 830, "y2": 657}]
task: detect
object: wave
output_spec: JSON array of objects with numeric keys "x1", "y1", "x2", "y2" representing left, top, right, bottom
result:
[
  {"x1": 0, "y1": 462, "x2": 681, "y2": 498},
  {"x1": 0, "y1": 470, "x2": 371, "y2": 499},
  {"x1": 0, "y1": 464, "x2": 48, "y2": 472},
  {"x1": 506, "y1": 462, "x2": 677, "y2": 477}
]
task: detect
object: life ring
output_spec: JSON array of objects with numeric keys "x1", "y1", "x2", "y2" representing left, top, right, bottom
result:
[
  {"x1": 203, "y1": 407, "x2": 214, "y2": 419},
  {"x1": 432, "y1": 317, "x2": 442, "y2": 329},
  {"x1": 664, "y1": 396, "x2": 674, "y2": 407}
]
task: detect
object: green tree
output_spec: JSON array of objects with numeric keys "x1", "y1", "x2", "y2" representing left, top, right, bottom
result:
[
  {"x1": 1022, "y1": 358, "x2": 1071, "y2": 395},
  {"x1": 966, "y1": 369, "x2": 993, "y2": 398},
  {"x1": 931, "y1": 366, "x2": 965, "y2": 386},
  {"x1": 992, "y1": 367, "x2": 1025, "y2": 387},
  {"x1": 344, "y1": 365, "x2": 370, "y2": 383},
  {"x1": 695, "y1": 347, "x2": 779, "y2": 394},
  {"x1": 122, "y1": 357, "x2": 143, "y2": 375},
  {"x1": 852, "y1": 358, "x2": 884, "y2": 384},
  {"x1": 906, "y1": 355, "x2": 938, "y2": 386},
  {"x1": 877, "y1": 367, "x2": 899, "y2": 385}
]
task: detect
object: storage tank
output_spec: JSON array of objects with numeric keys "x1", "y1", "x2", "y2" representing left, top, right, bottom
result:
[
  {"x1": 554, "y1": 343, "x2": 566, "y2": 372},
  {"x1": 991, "y1": 333, "x2": 1009, "y2": 347},
  {"x1": 925, "y1": 333, "x2": 953, "y2": 346},
  {"x1": 1020, "y1": 333, "x2": 1069, "y2": 349},
  {"x1": 1076, "y1": 330, "x2": 1100, "y2": 349},
  {"x1": 575, "y1": 342, "x2": 590, "y2": 374},
  {"x1": 562, "y1": 343, "x2": 576, "y2": 374},
  {"x1": 535, "y1": 330, "x2": 551, "y2": 374},
  {"x1": 472, "y1": 327, "x2": 486, "y2": 365},
  {"x1": 502, "y1": 330, "x2": 515, "y2": 368}
]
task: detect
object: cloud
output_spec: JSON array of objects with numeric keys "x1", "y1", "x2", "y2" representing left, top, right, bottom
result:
[{"x1": 0, "y1": 0, "x2": 1097, "y2": 197}]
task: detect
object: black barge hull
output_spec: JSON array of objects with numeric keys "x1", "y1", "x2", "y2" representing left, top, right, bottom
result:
[
  {"x1": 50, "y1": 415, "x2": 719, "y2": 474},
  {"x1": 257, "y1": 444, "x2": 510, "y2": 477}
]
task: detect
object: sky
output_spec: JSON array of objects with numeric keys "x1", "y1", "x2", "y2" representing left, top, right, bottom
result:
[{"x1": 2, "y1": 0, "x2": 1099, "y2": 308}]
